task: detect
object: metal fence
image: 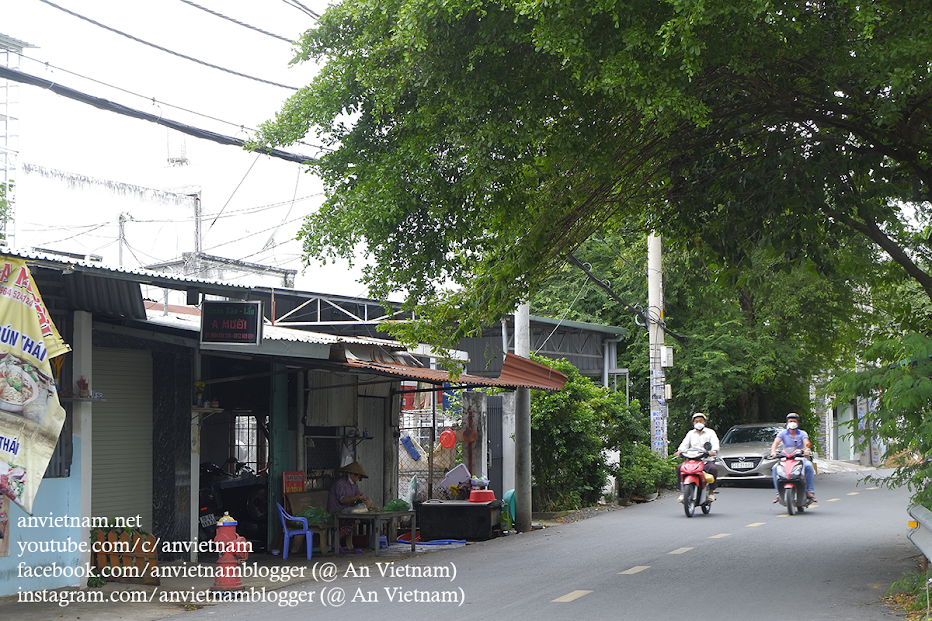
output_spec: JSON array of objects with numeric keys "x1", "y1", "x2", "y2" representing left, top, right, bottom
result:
[{"x1": 399, "y1": 409, "x2": 459, "y2": 502}]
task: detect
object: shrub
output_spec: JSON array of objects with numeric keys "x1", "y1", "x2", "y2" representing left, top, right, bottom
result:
[
  {"x1": 615, "y1": 445, "x2": 678, "y2": 502},
  {"x1": 529, "y1": 355, "x2": 658, "y2": 511}
]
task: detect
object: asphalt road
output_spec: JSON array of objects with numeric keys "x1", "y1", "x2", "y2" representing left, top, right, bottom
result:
[{"x1": 164, "y1": 468, "x2": 918, "y2": 621}]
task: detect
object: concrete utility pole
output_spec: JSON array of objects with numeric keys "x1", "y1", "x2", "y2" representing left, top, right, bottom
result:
[
  {"x1": 648, "y1": 233, "x2": 668, "y2": 455},
  {"x1": 191, "y1": 192, "x2": 202, "y2": 253},
  {"x1": 514, "y1": 302, "x2": 532, "y2": 532},
  {"x1": 118, "y1": 212, "x2": 133, "y2": 266}
]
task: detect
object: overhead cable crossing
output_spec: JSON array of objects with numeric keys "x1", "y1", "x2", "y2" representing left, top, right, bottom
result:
[
  {"x1": 178, "y1": 0, "x2": 297, "y2": 42},
  {"x1": 568, "y1": 254, "x2": 689, "y2": 342},
  {"x1": 281, "y1": 0, "x2": 321, "y2": 19}
]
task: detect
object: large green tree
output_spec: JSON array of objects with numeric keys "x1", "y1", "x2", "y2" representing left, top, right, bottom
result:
[
  {"x1": 253, "y1": 0, "x2": 932, "y2": 348},
  {"x1": 252, "y1": 0, "x2": 932, "y2": 500},
  {"x1": 534, "y1": 230, "x2": 875, "y2": 440}
]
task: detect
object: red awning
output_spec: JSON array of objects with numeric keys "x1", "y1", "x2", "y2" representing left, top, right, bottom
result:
[
  {"x1": 339, "y1": 353, "x2": 567, "y2": 391},
  {"x1": 498, "y1": 353, "x2": 568, "y2": 391}
]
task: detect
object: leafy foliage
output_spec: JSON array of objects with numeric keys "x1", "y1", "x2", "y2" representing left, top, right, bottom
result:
[
  {"x1": 829, "y1": 333, "x2": 932, "y2": 506},
  {"x1": 251, "y1": 0, "x2": 932, "y2": 506},
  {"x1": 529, "y1": 355, "x2": 652, "y2": 510},
  {"x1": 614, "y1": 445, "x2": 678, "y2": 502},
  {"x1": 533, "y1": 230, "x2": 869, "y2": 441},
  {"x1": 253, "y1": 0, "x2": 932, "y2": 351}
]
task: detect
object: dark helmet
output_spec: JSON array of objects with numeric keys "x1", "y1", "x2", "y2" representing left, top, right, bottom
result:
[{"x1": 786, "y1": 412, "x2": 800, "y2": 422}]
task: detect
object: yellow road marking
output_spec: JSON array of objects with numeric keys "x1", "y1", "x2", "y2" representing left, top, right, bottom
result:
[
  {"x1": 866, "y1": 487, "x2": 878, "y2": 490},
  {"x1": 668, "y1": 547, "x2": 694, "y2": 555},
  {"x1": 708, "y1": 533, "x2": 730, "y2": 539},
  {"x1": 847, "y1": 492, "x2": 859, "y2": 496},
  {"x1": 552, "y1": 590, "x2": 592, "y2": 602},
  {"x1": 827, "y1": 498, "x2": 840, "y2": 502},
  {"x1": 619, "y1": 566, "x2": 650, "y2": 575},
  {"x1": 746, "y1": 522, "x2": 766, "y2": 527}
]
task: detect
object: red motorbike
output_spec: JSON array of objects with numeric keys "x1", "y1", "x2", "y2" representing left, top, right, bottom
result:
[
  {"x1": 679, "y1": 447, "x2": 714, "y2": 517},
  {"x1": 774, "y1": 448, "x2": 812, "y2": 515}
]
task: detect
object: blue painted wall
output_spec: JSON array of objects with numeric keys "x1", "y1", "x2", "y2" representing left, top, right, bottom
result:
[{"x1": 0, "y1": 436, "x2": 83, "y2": 596}]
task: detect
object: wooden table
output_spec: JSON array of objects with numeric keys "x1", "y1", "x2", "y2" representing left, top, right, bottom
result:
[{"x1": 333, "y1": 510, "x2": 416, "y2": 556}]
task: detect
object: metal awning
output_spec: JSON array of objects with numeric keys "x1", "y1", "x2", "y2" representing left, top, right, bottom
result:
[
  {"x1": 141, "y1": 305, "x2": 567, "y2": 391},
  {"x1": 339, "y1": 353, "x2": 567, "y2": 391},
  {"x1": 498, "y1": 353, "x2": 568, "y2": 391}
]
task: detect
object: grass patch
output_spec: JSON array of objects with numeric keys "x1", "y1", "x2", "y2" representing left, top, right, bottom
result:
[{"x1": 885, "y1": 559, "x2": 932, "y2": 620}]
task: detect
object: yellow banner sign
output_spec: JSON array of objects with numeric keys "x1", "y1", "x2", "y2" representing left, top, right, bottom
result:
[{"x1": 0, "y1": 256, "x2": 70, "y2": 515}]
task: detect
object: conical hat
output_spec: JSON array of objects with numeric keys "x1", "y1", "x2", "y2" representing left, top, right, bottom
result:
[{"x1": 340, "y1": 461, "x2": 368, "y2": 478}]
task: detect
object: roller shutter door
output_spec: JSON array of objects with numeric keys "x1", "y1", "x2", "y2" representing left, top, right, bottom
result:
[{"x1": 91, "y1": 348, "x2": 153, "y2": 529}]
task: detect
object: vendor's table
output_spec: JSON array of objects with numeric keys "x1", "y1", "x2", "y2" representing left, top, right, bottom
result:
[{"x1": 334, "y1": 510, "x2": 416, "y2": 556}]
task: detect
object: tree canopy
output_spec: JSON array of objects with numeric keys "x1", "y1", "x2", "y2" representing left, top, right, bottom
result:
[
  {"x1": 253, "y1": 0, "x2": 932, "y2": 348},
  {"x1": 534, "y1": 230, "x2": 874, "y2": 440}
]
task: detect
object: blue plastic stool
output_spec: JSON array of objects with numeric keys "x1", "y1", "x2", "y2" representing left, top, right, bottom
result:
[{"x1": 379, "y1": 536, "x2": 388, "y2": 549}]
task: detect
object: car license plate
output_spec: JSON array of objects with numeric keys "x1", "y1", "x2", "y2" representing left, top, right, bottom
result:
[
  {"x1": 200, "y1": 514, "x2": 217, "y2": 527},
  {"x1": 732, "y1": 461, "x2": 754, "y2": 469}
]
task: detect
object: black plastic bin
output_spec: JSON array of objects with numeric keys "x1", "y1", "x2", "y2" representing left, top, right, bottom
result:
[{"x1": 418, "y1": 499, "x2": 503, "y2": 541}]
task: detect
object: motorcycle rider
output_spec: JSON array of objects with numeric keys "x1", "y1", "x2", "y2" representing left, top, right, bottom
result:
[
  {"x1": 674, "y1": 412, "x2": 720, "y2": 502},
  {"x1": 769, "y1": 412, "x2": 817, "y2": 503}
]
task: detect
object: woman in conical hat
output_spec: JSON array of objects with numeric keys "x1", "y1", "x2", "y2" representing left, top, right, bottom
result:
[
  {"x1": 339, "y1": 461, "x2": 368, "y2": 478},
  {"x1": 327, "y1": 460, "x2": 377, "y2": 552}
]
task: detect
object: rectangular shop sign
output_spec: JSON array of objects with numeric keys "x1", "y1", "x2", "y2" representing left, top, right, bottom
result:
[{"x1": 200, "y1": 301, "x2": 263, "y2": 345}]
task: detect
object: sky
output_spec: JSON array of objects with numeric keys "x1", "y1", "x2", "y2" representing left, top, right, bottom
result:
[{"x1": 3, "y1": 0, "x2": 375, "y2": 298}]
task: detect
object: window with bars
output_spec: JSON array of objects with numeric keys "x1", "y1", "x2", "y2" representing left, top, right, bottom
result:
[{"x1": 230, "y1": 411, "x2": 267, "y2": 473}]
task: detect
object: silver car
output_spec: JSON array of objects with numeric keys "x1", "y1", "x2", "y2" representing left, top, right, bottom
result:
[{"x1": 714, "y1": 423, "x2": 786, "y2": 481}]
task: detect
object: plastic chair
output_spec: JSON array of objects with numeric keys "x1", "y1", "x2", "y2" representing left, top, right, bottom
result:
[
  {"x1": 276, "y1": 502, "x2": 313, "y2": 560},
  {"x1": 503, "y1": 489, "x2": 516, "y2": 528}
]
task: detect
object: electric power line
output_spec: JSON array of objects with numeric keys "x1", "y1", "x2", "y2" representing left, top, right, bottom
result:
[
  {"x1": 42, "y1": 222, "x2": 111, "y2": 246},
  {"x1": 0, "y1": 65, "x2": 319, "y2": 164},
  {"x1": 208, "y1": 154, "x2": 261, "y2": 232},
  {"x1": 178, "y1": 0, "x2": 298, "y2": 42},
  {"x1": 37, "y1": 0, "x2": 300, "y2": 90},
  {"x1": 264, "y1": 167, "x2": 302, "y2": 250},
  {"x1": 535, "y1": 276, "x2": 589, "y2": 354},
  {"x1": 204, "y1": 215, "x2": 306, "y2": 253},
  {"x1": 281, "y1": 0, "x2": 321, "y2": 20},
  {"x1": 17, "y1": 53, "x2": 328, "y2": 155}
]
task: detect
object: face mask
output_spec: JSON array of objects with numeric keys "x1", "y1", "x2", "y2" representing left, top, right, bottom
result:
[
  {"x1": 787, "y1": 422, "x2": 798, "y2": 430},
  {"x1": 694, "y1": 422, "x2": 705, "y2": 431}
]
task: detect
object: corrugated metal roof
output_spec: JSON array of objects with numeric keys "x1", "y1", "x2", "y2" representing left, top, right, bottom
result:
[
  {"x1": 0, "y1": 33, "x2": 35, "y2": 50},
  {"x1": 64, "y1": 271, "x2": 147, "y2": 319},
  {"x1": 6, "y1": 248, "x2": 251, "y2": 293},
  {"x1": 527, "y1": 314, "x2": 627, "y2": 335}
]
